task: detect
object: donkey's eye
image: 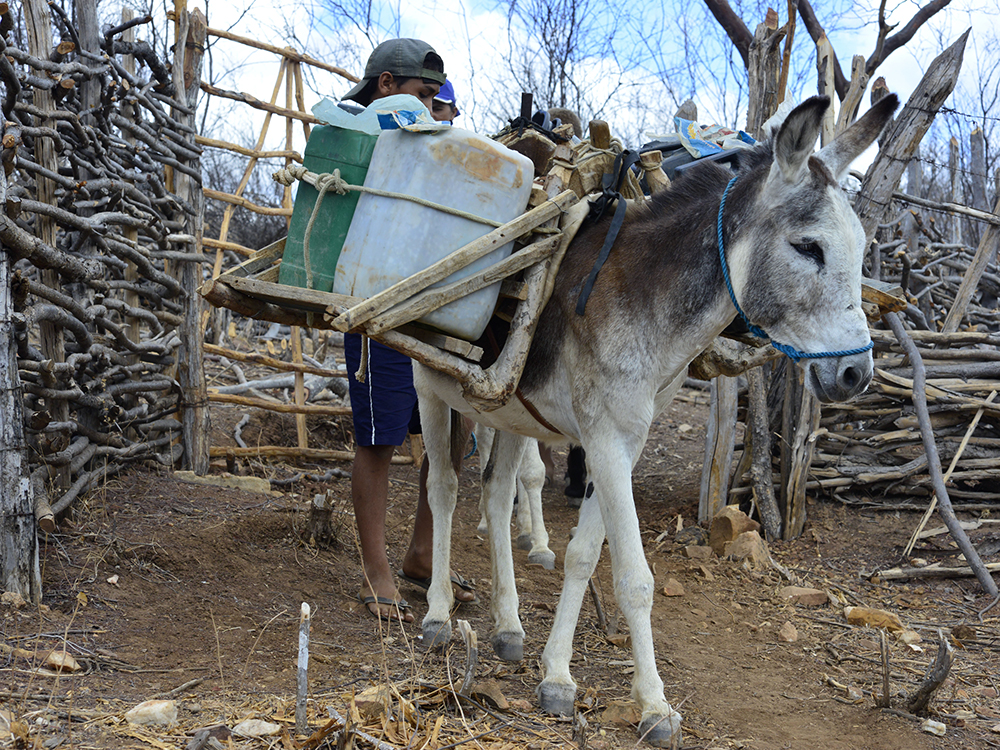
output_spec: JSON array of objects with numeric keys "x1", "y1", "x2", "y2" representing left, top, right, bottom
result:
[{"x1": 792, "y1": 241, "x2": 824, "y2": 267}]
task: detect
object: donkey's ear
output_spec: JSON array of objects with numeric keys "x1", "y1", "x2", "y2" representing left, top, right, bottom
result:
[
  {"x1": 772, "y1": 96, "x2": 829, "y2": 182},
  {"x1": 815, "y1": 94, "x2": 899, "y2": 180}
]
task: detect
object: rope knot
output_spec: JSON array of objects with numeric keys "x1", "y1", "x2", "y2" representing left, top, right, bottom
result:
[
  {"x1": 272, "y1": 164, "x2": 307, "y2": 187},
  {"x1": 315, "y1": 169, "x2": 349, "y2": 196}
]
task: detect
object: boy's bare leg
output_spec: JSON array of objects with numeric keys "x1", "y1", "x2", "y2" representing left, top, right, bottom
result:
[
  {"x1": 353, "y1": 444, "x2": 414, "y2": 621},
  {"x1": 538, "y1": 442, "x2": 556, "y2": 485}
]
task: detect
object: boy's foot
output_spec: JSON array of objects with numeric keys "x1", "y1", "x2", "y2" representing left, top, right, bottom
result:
[
  {"x1": 358, "y1": 582, "x2": 414, "y2": 623},
  {"x1": 397, "y1": 568, "x2": 477, "y2": 603}
]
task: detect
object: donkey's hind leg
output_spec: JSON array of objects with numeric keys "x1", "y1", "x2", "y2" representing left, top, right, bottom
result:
[
  {"x1": 475, "y1": 427, "x2": 495, "y2": 535},
  {"x1": 515, "y1": 443, "x2": 555, "y2": 569},
  {"x1": 481, "y1": 429, "x2": 530, "y2": 661},
  {"x1": 416, "y1": 388, "x2": 461, "y2": 649}
]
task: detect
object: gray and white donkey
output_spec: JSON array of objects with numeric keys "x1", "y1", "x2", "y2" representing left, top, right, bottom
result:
[{"x1": 413, "y1": 94, "x2": 898, "y2": 748}]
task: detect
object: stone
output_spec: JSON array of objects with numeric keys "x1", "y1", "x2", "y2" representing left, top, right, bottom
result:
[
  {"x1": 779, "y1": 586, "x2": 828, "y2": 606},
  {"x1": 844, "y1": 606, "x2": 904, "y2": 632},
  {"x1": 469, "y1": 678, "x2": 509, "y2": 710},
  {"x1": 1, "y1": 592, "x2": 27, "y2": 609},
  {"x1": 696, "y1": 565, "x2": 715, "y2": 581},
  {"x1": 355, "y1": 685, "x2": 390, "y2": 719},
  {"x1": 600, "y1": 701, "x2": 641, "y2": 725},
  {"x1": 661, "y1": 578, "x2": 685, "y2": 597},
  {"x1": 898, "y1": 629, "x2": 922, "y2": 645},
  {"x1": 232, "y1": 719, "x2": 281, "y2": 738},
  {"x1": 723, "y1": 530, "x2": 770, "y2": 568},
  {"x1": 952, "y1": 623, "x2": 977, "y2": 641},
  {"x1": 674, "y1": 525, "x2": 708, "y2": 547},
  {"x1": 683, "y1": 545, "x2": 713, "y2": 560},
  {"x1": 709, "y1": 506, "x2": 761, "y2": 556},
  {"x1": 777, "y1": 621, "x2": 798, "y2": 643},
  {"x1": 43, "y1": 650, "x2": 81, "y2": 673},
  {"x1": 124, "y1": 700, "x2": 177, "y2": 727},
  {"x1": 920, "y1": 719, "x2": 946, "y2": 736}
]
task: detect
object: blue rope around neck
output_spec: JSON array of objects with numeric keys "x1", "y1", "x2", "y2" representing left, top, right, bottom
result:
[{"x1": 716, "y1": 176, "x2": 874, "y2": 363}]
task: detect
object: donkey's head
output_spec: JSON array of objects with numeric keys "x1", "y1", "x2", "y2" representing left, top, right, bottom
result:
[{"x1": 725, "y1": 94, "x2": 898, "y2": 402}]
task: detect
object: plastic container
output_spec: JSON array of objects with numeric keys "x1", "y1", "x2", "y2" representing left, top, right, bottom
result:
[
  {"x1": 333, "y1": 127, "x2": 533, "y2": 341},
  {"x1": 278, "y1": 125, "x2": 378, "y2": 291}
]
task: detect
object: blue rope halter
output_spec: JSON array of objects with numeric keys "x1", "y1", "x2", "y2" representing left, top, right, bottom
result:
[{"x1": 716, "y1": 176, "x2": 874, "y2": 363}]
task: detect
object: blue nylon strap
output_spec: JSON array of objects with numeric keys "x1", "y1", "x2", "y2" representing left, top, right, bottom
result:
[
  {"x1": 464, "y1": 430, "x2": 478, "y2": 461},
  {"x1": 716, "y1": 176, "x2": 874, "y2": 363}
]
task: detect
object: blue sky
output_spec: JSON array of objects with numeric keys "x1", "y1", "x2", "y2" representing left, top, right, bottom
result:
[{"x1": 194, "y1": 0, "x2": 992, "y2": 169}]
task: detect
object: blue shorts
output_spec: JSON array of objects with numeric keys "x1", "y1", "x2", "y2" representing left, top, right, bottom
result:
[{"x1": 345, "y1": 333, "x2": 420, "y2": 447}]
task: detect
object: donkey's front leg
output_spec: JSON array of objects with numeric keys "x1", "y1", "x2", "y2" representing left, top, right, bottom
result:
[
  {"x1": 482, "y1": 429, "x2": 529, "y2": 661},
  {"x1": 418, "y1": 393, "x2": 460, "y2": 648},
  {"x1": 538, "y1": 489, "x2": 604, "y2": 716},
  {"x1": 597, "y1": 459, "x2": 681, "y2": 748}
]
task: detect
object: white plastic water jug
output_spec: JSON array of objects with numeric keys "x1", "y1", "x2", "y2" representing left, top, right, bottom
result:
[{"x1": 333, "y1": 127, "x2": 534, "y2": 341}]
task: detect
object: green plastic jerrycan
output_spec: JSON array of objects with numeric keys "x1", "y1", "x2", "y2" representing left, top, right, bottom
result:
[{"x1": 278, "y1": 125, "x2": 378, "y2": 292}]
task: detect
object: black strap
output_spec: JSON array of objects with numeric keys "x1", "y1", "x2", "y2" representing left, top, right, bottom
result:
[
  {"x1": 501, "y1": 115, "x2": 571, "y2": 143},
  {"x1": 576, "y1": 150, "x2": 640, "y2": 315}
]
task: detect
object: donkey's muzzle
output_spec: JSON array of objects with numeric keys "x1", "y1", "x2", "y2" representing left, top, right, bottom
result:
[{"x1": 805, "y1": 351, "x2": 873, "y2": 403}]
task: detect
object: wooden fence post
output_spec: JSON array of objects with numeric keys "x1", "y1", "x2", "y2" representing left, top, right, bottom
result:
[
  {"x1": 1, "y1": 163, "x2": 41, "y2": 601},
  {"x1": 702, "y1": 9, "x2": 785, "y2": 529},
  {"x1": 949, "y1": 136, "x2": 963, "y2": 246},
  {"x1": 24, "y1": 0, "x2": 70, "y2": 490},
  {"x1": 172, "y1": 4, "x2": 210, "y2": 474},
  {"x1": 699, "y1": 376, "x2": 738, "y2": 524},
  {"x1": 941, "y1": 191, "x2": 1000, "y2": 334}
]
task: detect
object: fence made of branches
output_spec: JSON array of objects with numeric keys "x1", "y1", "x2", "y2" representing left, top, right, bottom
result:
[{"x1": 0, "y1": 0, "x2": 208, "y2": 599}]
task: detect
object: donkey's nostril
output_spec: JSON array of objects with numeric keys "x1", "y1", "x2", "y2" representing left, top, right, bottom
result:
[{"x1": 841, "y1": 366, "x2": 859, "y2": 389}]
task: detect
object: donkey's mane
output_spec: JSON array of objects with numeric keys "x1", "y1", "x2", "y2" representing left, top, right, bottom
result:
[{"x1": 640, "y1": 140, "x2": 775, "y2": 223}]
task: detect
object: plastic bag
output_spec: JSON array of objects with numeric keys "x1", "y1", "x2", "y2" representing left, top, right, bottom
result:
[
  {"x1": 312, "y1": 93, "x2": 447, "y2": 135},
  {"x1": 674, "y1": 117, "x2": 755, "y2": 159}
]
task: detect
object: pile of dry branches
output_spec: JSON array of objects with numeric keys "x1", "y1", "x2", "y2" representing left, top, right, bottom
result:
[
  {"x1": 0, "y1": 1, "x2": 201, "y2": 519},
  {"x1": 812, "y1": 202, "x2": 1000, "y2": 509}
]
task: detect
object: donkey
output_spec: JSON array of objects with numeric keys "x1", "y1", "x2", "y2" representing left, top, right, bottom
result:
[
  {"x1": 474, "y1": 429, "x2": 556, "y2": 569},
  {"x1": 412, "y1": 94, "x2": 898, "y2": 748}
]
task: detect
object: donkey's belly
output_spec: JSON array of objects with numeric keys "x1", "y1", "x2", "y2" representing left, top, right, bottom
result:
[{"x1": 414, "y1": 364, "x2": 575, "y2": 445}]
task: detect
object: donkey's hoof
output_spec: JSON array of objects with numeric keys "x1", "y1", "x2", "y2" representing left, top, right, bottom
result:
[
  {"x1": 528, "y1": 549, "x2": 556, "y2": 569},
  {"x1": 422, "y1": 621, "x2": 452, "y2": 650},
  {"x1": 490, "y1": 632, "x2": 523, "y2": 661},
  {"x1": 516, "y1": 533, "x2": 532, "y2": 551},
  {"x1": 537, "y1": 680, "x2": 575, "y2": 716},
  {"x1": 638, "y1": 713, "x2": 682, "y2": 749}
]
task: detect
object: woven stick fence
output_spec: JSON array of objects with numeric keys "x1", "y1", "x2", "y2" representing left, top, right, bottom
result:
[{"x1": 0, "y1": 0, "x2": 213, "y2": 597}]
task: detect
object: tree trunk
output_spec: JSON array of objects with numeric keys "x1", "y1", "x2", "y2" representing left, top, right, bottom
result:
[{"x1": 1, "y1": 165, "x2": 41, "y2": 601}]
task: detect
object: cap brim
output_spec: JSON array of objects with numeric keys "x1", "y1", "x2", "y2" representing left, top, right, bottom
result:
[{"x1": 342, "y1": 77, "x2": 372, "y2": 103}]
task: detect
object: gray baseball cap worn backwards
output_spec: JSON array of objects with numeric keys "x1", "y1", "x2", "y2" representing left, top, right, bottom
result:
[{"x1": 343, "y1": 39, "x2": 447, "y2": 103}]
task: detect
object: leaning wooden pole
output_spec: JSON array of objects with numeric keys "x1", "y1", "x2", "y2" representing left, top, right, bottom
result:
[
  {"x1": 885, "y1": 312, "x2": 998, "y2": 598},
  {"x1": 172, "y1": 4, "x2": 210, "y2": 473},
  {"x1": 855, "y1": 30, "x2": 969, "y2": 245}
]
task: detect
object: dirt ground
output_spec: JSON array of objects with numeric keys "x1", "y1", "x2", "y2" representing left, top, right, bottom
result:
[{"x1": 3, "y1": 387, "x2": 1000, "y2": 750}]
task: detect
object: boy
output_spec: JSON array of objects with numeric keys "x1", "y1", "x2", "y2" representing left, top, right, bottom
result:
[
  {"x1": 342, "y1": 39, "x2": 475, "y2": 622},
  {"x1": 430, "y1": 79, "x2": 460, "y2": 124}
]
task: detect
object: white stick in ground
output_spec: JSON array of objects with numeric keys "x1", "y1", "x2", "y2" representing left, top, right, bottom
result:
[{"x1": 296, "y1": 602, "x2": 311, "y2": 735}]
